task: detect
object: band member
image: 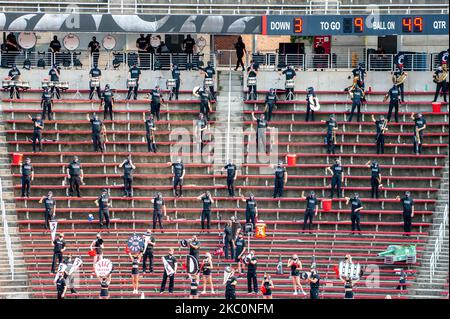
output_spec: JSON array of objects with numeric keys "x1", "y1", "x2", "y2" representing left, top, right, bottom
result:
[
  {"x1": 51, "y1": 233, "x2": 66, "y2": 273},
  {"x1": 189, "y1": 235, "x2": 201, "y2": 262},
  {"x1": 308, "y1": 267, "x2": 320, "y2": 299},
  {"x1": 200, "y1": 252, "x2": 215, "y2": 294},
  {"x1": 305, "y1": 87, "x2": 317, "y2": 122},
  {"x1": 160, "y1": 248, "x2": 178, "y2": 294},
  {"x1": 40, "y1": 87, "x2": 53, "y2": 120},
  {"x1": 411, "y1": 112, "x2": 426, "y2": 155},
  {"x1": 87, "y1": 113, "x2": 106, "y2": 153},
  {"x1": 195, "y1": 113, "x2": 208, "y2": 152},
  {"x1": 48, "y1": 64, "x2": 61, "y2": 99},
  {"x1": 88, "y1": 36, "x2": 100, "y2": 67},
  {"x1": 384, "y1": 84, "x2": 400, "y2": 123},
  {"x1": 261, "y1": 273, "x2": 274, "y2": 299},
  {"x1": 20, "y1": 157, "x2": 34, "y2": 197},
  {"x1": 246, "y1": 250, "x2": 258, "y2": 294},
  {"x1": 101, "y1": 84, "x2": 114, "y2": 120},
  {"x1": 301, "y1": 191, "x2": 320, "y2": 231},
  {"x1": 99, "y1": 274, "x2": 111, "y2": 299},
  {"x1": 188, "y1": 273, "x2": 200, "y2": 299},
  {"x1": 200, "y1": 61, "x2": 216, "y2": 99},
  {"x1": 273, "y1": 161, "x2": 288, "y2": 198},
  {"x1": 326, "y1": 159, "x2": 344, "y2": 199},
  {"x1": 252, "y1": 112, "x2": 268, "y2": 153},
  {"x1": 66, "y1": 156, "x2": 84, "y2": 197},
  {"x1": 39, "y1": 191, "x2": 55, "y2": 229},
  {"x1": 351, "y1": 62, "x2": 366, "y2": 89},
  {"x1": 126, "y1": 63, "x2": 141, "y2": 100},
  {"x1": 223, "y1": 221, "x2": 234, "y2": 260},
  {"x1": 234, "y1": 232, "x2": 247, "y2": 274},
  {"x1": 170, "y1": 63, "x2": 181, "y2": 100},
  {"x1": 90, "y1": 233, "x2": 104, "y2": 274},
  {"x1": 199, "y1": 87, "x2": 212, "y2": 121},
  {"x1": 247, "y1": 63, "x2": 258, "y2": 101},
  {"x1": 366, "y1": 160, "x2": 382, "y2": 199},
  {"x1": 282, "y1": 66, "x2": 296, "y2": 100},
  {"x1": 372, "y1": 114, "x2": 388, "y2": 154},
  {"x1": 28, "y1": 114, "x2": 44, "y2": 152},
  {"x1": 264, "y1": 88, "x2": 277, "y2": 122},
  {"x1": 119, "y1": 155, "x2": 136, "y2": 197},
  {"x1": 222, "y1": 160, "x2": 238, "y2": 197},
  {"x1": 231, "y1": 216, "x2": 242, "y2": 239},
  {"x1": 345, "y1": 193, "x2": 363, "y2": 234},
  {"x1": 55, "y1": 271, "x2": 67, "y2": 299},
  {"x1": 142, "y1": 230, "x2": 156, "y2": 273},
  {"x1": 7, "y1": 64, "x2": 21, "y2": 99},
  {"x1": 168, "y1": 159, "x2": 185, "y2": 197},
  {"x1": 151, "y1": 192, "x2": 167, "y2": 230},
  {"x1": 347, "y1": 84, "x2": 365, "y2": 122},
  {"x1": 88, "y1": 64, "x2": 102, "y2": 100},
  {"x1": 322, "y1": 115, "x2": 338, "y2": 154},
  {"x1": 95, "y1": 189, "x2": 110, "y2": 229},
  {"x1": 149, "y1": 85, "x2": 165, "y2": 121},
  {"x1": 340, "y1": 275, "x2": 359, "y2": 299},
  {"x1": 392, "y1": 66, "x2": 407, "y2": 102},
  {"x1": 136, "y1": 34, "x2": 149, "y2": 68},
  {"x1": 49, "y1": 35, "x2": 62, "y2": 64},
  {"x1": 225, "y1": 268, "x2": 238, "y2": 299},
  {"x1": 241, "y1": 194, "x2": 258, "y2": 229},
  {"x1": 198, "y1": 191, "x2": 214, "y2": 231},
  {"x1": 287, "y1": 255, "x2": 307, "y2": 296},
  {"x1": 143, "y1": 113, "x2": 157, "y2": 153},
  {"x1": 432, "y1": 65, "x2": 448, "y2": 103},
  {"x1": 129, "y1": 252, "x2": 142, "y2": 294},
  {"x1": 396, "y1": 191, "x2": 414, "y2": 234},
  {"x1": 183, "y1": 34, "x2": 196, "y2": 70}
]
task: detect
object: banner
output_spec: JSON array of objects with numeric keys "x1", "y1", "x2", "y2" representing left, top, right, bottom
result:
[
  {"x1": 54, "y1": 263, "x2": 67, "y2": 281},
  {"x1": 186, "y1": 255, "x2": 199, "y2": 275},
  {"x1": 162, "y1": 256, "x2": 175, "y2": 276},
  {"x1": 95, "y1": 258, "x2": 113, "y2": 278},
  {"x1": 338, "y1": 261, "x2": 361, "y2": 279},
  {"x1": 68, "y1": 257, "x2": 83, "y2": 275},
  {"x1": 49, "y1": 221, "x2": 58, "y2": 242},
  {"x1": 127, "y1": 234, "x2": 145, "y2": 254}
]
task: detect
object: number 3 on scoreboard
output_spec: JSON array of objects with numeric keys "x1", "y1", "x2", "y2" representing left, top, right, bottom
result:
[{"x1": 294, "y1": 18, "x2": 303, "y2": 33}]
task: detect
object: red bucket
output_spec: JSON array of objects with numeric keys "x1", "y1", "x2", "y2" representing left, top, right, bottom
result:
[
  {"x1": 432, "y1": 102, "x2": 442, "y2": 113},
  {"x1": 322, "y1": 199, "x2": 332, "y2": 212},
  {"x1": 12, "y1": 153, "x2": 23, "y2": 165},
  {"x1": 286, "y1": 154, "x2": 297, "y2": 166}
]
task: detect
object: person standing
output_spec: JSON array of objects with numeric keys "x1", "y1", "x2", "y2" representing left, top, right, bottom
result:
[
  {"x1": 246, "y1": 250, "x2": 258, "y2": 294},
  {"x1": 101, "y1": 84, "x2": 114, "y2": 120},
  {"x1": 87, "y1": 113, "x2": 106, "y2": 153},
  {"x1": 149, "y1": 85, "x2": 165, "y2": 121},
  {"x1": 308, "y1": 268, "x2": 320, "y2": 299},
  {"x1": 40, "y1": 87, "x2": 53, "y2": 120},
  {"x1": 351, "y1": 63, "x2": 367, "y2": 89},
  {"x1": 90, "y1": 233, "x2": 104, "y2": 274},
  {"x1": 170, "y1": 63, "x2": 181, "y2": 100},
  {"x1": 411, "y1": 112, "x2": 427, "y2": 155},
  {"x1": 432, "y1": 66, "x2": 448, "y2": 103},
  {"x1": 194, "y1": 113, "x2": 208, "y2": 152},
  {"x1": 264, "y1": 88, "x2": 277, "y2": 122},
  {"x1": 396, "y1": 192, "x2": 414, "y2": 235},
  {"x1": 222, "y1": 160, "x2": 238, "y2": 197},
  {"x1": 28, "y1": 114, "x2": 44, "y2": 153},
  {"x1": 241, "y1": 194, "x2": 258, "y2": 229},
  {"x1": 273, "y1": 161, "x2": 288, "y2": 198},
  {"x1": 95, "y1": 189, "x2": 110, "y2": 229},
  {"x1": 372, "y1": 114, "x2": 388, "y2": 154},
  {"x1": 234, "y1": 232, "x2": 247, "y2": 274},
  {"x1": 54, "y1": 271, "x2": 67, "y2": 299},
  {"x1": 246, "y1": 63, "x2": 258, "y2": 100},
  {"x1": 49, "y1": 35, "x2": 61, "y2": 65},
  {"x1": 160, "y1": 248, "x2": 177, "y2": 294},
  {"x1": 345, "y1": 193, "x2": 364, "y2": 234},
  {"x1": 301, "y1": 191, "x2": 320, "y2": 232},
  {"x1": 88, "y1": 36, "x2": 101, "y2": 67},
  {"x1": 305, "y1": 87, "x2": 317, "y2": 122},
  {"x1": 261, "y1": 273, "x2": 274, "y2": 299},
  {"x1": 99, "y1": 274, "x2": 111, "y2": 299},
  {"x1": 39, "y1": 191, "x2": 56, "y2": 229},
  {"x1": 366, "y1": 160, "x2": 382, "y2": 198},
  {"x1": 48, "y1": 64, "x2": 61, "y2": 99},
  {"x1": 182, "y1": 35, "x2": 196, "y2": 70},
  {"x1": 62, "y1": 255, "x2": 77, "y2": 294},
  {"x1": 347, "y1": 84, "x2": 365, "y2": 122},
  {"x1": 189, "y1": 235, "x2": 201, "y2": 262},
  {"x1": 119, "y1": 155, "x2": 136, "y2": 197},
  {"x1": 129, "y1": 252, "x2": 142, "y2": 294},
  {"x1": 51, "y1": 233, "x2": 66, "y2": 273},
  {"x1": 126, "y1": 63, "x2": 141, "y2": 100},
  {"x1": 340, "y1": 275, "x2": 359, "y2": 299},
  {"x1": 168, "y1": 159, "x2": 185, "y2": 197},
  {"x1": 136, "y1": 34, "x2": 149, "y2": 68},
  {"x1": 287, "y1": 255, "x2": 307, "y2": 296},
  {"x1": 322, "y1": 115, "x2": 338, "y2": 154},
  {"x1": 151, "y1": 192, "x2": 167, "y2": 231},
  {"x1": 189, "y1": 273, "x2": 200, "y2": 299},
  {"x1": 282, "y1": 66, "x2": 296, "y2": 100},
  {"x1": 200, "y1": 252, "x2": 214, "y2": 294},
  {"x1": 392, "y1": 66, "x2": 407, "y2": 102},
  {"x1": 20, "y1": 157, "x2": 34, "y2": 197},
  {"x1": 198, "y1": 87, "x2": 212, "y2": 121},
  {"x1": 234, "y1": 36, "x2": 247, "y2": 71},
  {"x1": 198, "y1": 191, "x2": 214, "y2": 231},
  {"x1": 225, "y1": 268, "x2": 238, "y2": 299},
  {"x1": 384, "y1": 84, "x2": 401, "y2": 123},
  {"x1": 143, "y1": 113, "x2": 157, "y2": 153},
  {"x1": 326, "y1": 159, "x2": 344, "y2": 199},
  {"x1": 7, "y1": 64, "x2": 21, "y2": 99},
  {"x1": 88, "y1": 64, "x2": 102, "y2": 100},
  {"x1": 223, "y1": 221, "x2": 235, "y2": 260},
  {"x1": 200, "y1": 61, "x2": 216, "y2": 99},
  {"x1": 142, "y1": 230, "x2": 156, "y2": 273},
  {"x1": 252, "y1": 112, "x2": 268, "y2": 153},
  {"x1": 66, "y1": 156, "x2": 84, "y2": 197}
]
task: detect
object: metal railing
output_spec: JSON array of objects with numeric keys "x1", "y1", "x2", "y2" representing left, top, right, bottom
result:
[
  {"x1": 0, "y1": 178, "x2": 15, "y2": 281},
  {"x1": 0, "y1": 1, "x2": 448, "y2": 15},
  {"x1": 430, "y1": 204, "x2": 448, "y2": 283}
]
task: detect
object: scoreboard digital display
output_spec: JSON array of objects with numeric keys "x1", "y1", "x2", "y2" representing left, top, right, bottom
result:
[{"x1": 263, "y1": 14, "x2": 448, "y2": 36}]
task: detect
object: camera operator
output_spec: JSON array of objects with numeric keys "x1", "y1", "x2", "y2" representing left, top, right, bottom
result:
[
  {"x1": 307, "y1": 267, "x2": 320, "y2": 299},
  {"x1": 287, "y1": 254, "x2": 307, "y2": 296},
  {"x1": 246, "y1": 250, "x2": 258, "y2": 294}
]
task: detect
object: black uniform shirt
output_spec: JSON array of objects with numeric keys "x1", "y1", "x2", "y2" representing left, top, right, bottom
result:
[
  {"x1": 282, "y1": 68, "x2": 296, "y2": 80},
  {"x1": 247, "y1": 69, "x2": 257, "y2": 78},
  {"x1": 136, "y1": 37, "x2": 147, "y2": 50},
  {"x1": 67, "y1": 161, "x2": 81, "y2": 176},
  {"x1": 153, "y1": 197, "x2": 165, "y2": 212},
  {"x1": 89, "y1": 68, "x2": 101, "y2": 78},
  {"x1": 326, "y1": 119, "x2": 337, "y2": 133},
  {"x1": 189, "y1": 240, "x2": 200, "y2": 256},
  {"x1": 224, "y1": 164, "x2": 237, "y2": 179},
  {"x1": 164, "y1": 254, "x2": 177, "y2": 269},
  {"x1": 171, "y1": 68, "x2": 181, "y2": 80},
  {"x1": 56, "y1": 277, "x2": 66, "y2": 292},
  {"x1": 247, "y1": 256, "x2": 257, "y2": 273},
  {"x1": 150, "y1": 89, "x2": 162, "y2": 104},
  {"x1": 21, "y1": 163, "x2": 33, "y2": 177},
  {"x1": 183, "y1": 38, "x2": 196, "y2": 53},
  {"x1": 370, "y1": 163, "x2": 381, "y2": 177},
  {"x1": 226, "y1": 276, "x2": 237, "y2": 293},
  {"x1": 49, "y1": 68, "x2": 59, "y2": 81},
  {"x1": 331, "y1": 164, "x2": 343, "y2": 177},
  {"x1": 414, "y1": 117, "x2": 426, "y2": 129},
  {"x1": 42, "y1": 91, "x2": 52, "y2": 102},
  {"x1": 350, "y1": 198, "x2": 362, "y2": 213},
  {"x1": 274, "y1": 166, "x2": 286, "y2": 179},
  {"x1": 90, "y1": 118, "x2": 102, "y2": 134},
  {"x1": 256, "y1": 118, "x2": 267, "y2": 129},
  {"x1": 200, "y1": 91, "x2": 210, "y2": 103},
  {"x1": 310, "y1": 273, "x2": 320, "y2": 289},
  {"x1": 401, "y1": 196, "x2": 414, "y2": 212},
  {"x1": 129, "y1": 67, "x2": 141, "y2": 79},
  {"x1": 32, "y1": 118, "x2": 44, "y2": 133},
  {"x1": 44, "y1": 196, "x2": 56, "y2": 211},
  {"x1": 172, "y1": 163, "x2": 184, "y2": 177},
  {"x1": 201, "y1": 195, "x2": 212, "y2": 211},
  {"x1": 8, "y1": 68, "x2": 20, "y2": 78},
  {"x1": 122, "y1": 161, "x2": 134, "y2": 177},
  {"x1": 53, "y1": 239, "x2": 66, "y2": 253},
  {"x1": 265, "y1": 92, "x2": 277, "y2": 105},
  {"x1": 351, "y1": 87, "x2": 364, "y2": 104},
  {"x1": 88, "y1": 40, "x2": 100, "y2": 53},
  {"x1": 102, "y1": 89, "x2": 113, "y2": 103},
  {"x1": 49, "y1": 40, "x2": 61, "y2": 52},
  {"x1": 306, "y1": 196, "x2": 319, "y2": 211},
  {"x1": 375, "y1": 120, "x2": 386, "y2": 134},
  {"x1": 235, "y1": 238, "x2": 246, "y2": 255},
  {"x1": 203, "y1": 66, "x2": 215, "y2": 78},
  {"x1": 98, "y1": 193, "x2": 110, "y2": 209},
  {"x1": 246, "y1": 199, "x2": 257, "y2": 213},
  {"x1": 389, "y1": 86, "x2": 399, "y2": 102}
]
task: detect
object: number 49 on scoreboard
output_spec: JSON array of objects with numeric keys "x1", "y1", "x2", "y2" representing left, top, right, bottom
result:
[{"x1": 402, "y1": 17, "x2": 424, "y2": 33}]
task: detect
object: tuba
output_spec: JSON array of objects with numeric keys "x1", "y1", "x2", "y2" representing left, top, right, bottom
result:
[
  {"x1": 308, "y1": 95, "x2": 321, "y2": 111},
  {"x1": 433, "y1": 69, "x2": 448, "y2": 83},
  {"x1": 192, "y1": 86, "x2": 201, "y2": 97},
  {"x1": 393, "y1": 71, "x2": 407, "y2": 85}
]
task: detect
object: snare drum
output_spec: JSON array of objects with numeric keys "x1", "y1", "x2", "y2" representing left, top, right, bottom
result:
[
  {"x1": 127, "y1": 79, "x2": 137, "y2": 88},
  {"x1": 247, "y1": 77, "x2": 257, "y2": 86},
  {"x1": 17, "y1": 81, "x2": 30, "y2": 90},
  {"x1": 90, "y1": 78, "x2": 100, "y2": 88},
  {"x1": 166, "y1": 79, "x2": 176, "y2": 88},
  {"x1": 204, "y1": 78, "x2": 214, "y2": 87},
  {"x1": 41, "y1": 80, "x2": 53, "y2": 89},
  {"x1": 2, "y1": 80, "x2": 11, "y2": 89},
  {"x1": 55, "y1": 81, "x2": 69, "y2": 90},
  {"x1": 285, "y1": 79, "x2": 295, "y2": 89}
]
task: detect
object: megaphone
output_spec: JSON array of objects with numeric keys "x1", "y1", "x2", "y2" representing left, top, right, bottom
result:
[
  {"x1": 179, "y1": 239, "x2": 190, "y2": 248},
  {"x1": 193, "y1": 86, "x2": 201, "y2": 97}
]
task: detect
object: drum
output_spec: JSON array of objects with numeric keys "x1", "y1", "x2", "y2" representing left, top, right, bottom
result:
[
  {"x1": 41, "y1": 80, "x2": 53, "y2": 89},
  {"x1": 127, "y1": 79, "x2": 137, "y2": 88},
  {"x1": 17, "y1": 81, "x2": 30, "y2": 90},
  {"x1": 285, "y1": 79, "x2": 295, "y2": 89},
  {"x1": 90, "y1": 78, "x2": 100, "y2": 88},
  {"x1": 2, "y1": 80, "x2": 11, "y2": 89},
  {"x1": 247, "y1": 77, "x2": 257, "y2": 86},
  {"x1": 166, "y1": 79, "x2": 176, "y2": 88},
  {"x1": 204, "y1": 78, "x2": 214, "y2": 87},
  {"x1": 55, "y1": 81, "x2": 69, "y2": 90},
  {"x1": 255, "y1": 223, "x2": 267, "y2": 239}
]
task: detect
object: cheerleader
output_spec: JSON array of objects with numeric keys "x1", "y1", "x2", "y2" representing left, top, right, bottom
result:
[
  {"x1": 188, "y1": 273, "x2": 200, "y2": 299},
  {"x1": 340, "y1": 275, "x2": 359, "y2": 299},
  {"x1": 287, "y1": 254, "x2": 306, "y2": 296},
  {"x1": 261, "y1": 273, "x2": 274, "y2": 299},
  {"x1": 90, "y1": 233, "x2": 104, "y2": 274},
  {"x1": 201, "y1": 252, "x2": 215, "y2": 294},
  {"x1": 129, "y1": 252, "x2": 142, "y2": 294},
  {"x1": 99, "y1": 273, "x2": 111, "y2": 299}
]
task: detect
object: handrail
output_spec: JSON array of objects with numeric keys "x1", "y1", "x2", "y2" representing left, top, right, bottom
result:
[
  {"x1": 0, "y1": 178, "x2": 15, "y2": 281},
  {"x1": 429, "y1": 204, "x2": 448, "y2": 283}
]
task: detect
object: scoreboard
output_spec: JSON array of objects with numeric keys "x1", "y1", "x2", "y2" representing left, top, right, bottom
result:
[{"x1": 262, "y1": 14, "x2": 449, "y2": 36}]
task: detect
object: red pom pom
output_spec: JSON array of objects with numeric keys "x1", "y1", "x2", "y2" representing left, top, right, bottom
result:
[
  {"x1": 124, "y1": 246, "x2": 130, "y2": 254},
  {"x1": 88, "y1": 250, "x2": 96, "y2": 257}
]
